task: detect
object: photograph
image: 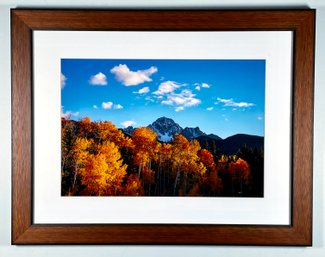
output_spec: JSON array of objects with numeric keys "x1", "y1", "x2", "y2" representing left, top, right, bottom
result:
[{"x1": 61, "y1": 59, "x2": 265, "y2": 197}]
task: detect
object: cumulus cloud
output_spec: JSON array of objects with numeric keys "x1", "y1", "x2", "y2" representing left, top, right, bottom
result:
[
  {"x1": 102, "y1": 101, "x2": 123, "y2": 110},
  {"x1": 102, "y1": 101, "x2": 113, "y2": 109},
  {"x1": 61, "y1": 73, "x2": 67, "y2": 89},
  {"x1": 61, "y1": 106, "x2": 79, "y2": 119},
  {"x1": 206, "y1": 107, "x2": 214, "y2": 111},
  {"x1": 161, "y1": 89, "x2": 201, "y2": 112},
  {"x1": 153, "y1": 81, "x2": 181, "y2": 95},
  {"x1": 194, "y1": 82, "x2": 210, "y2": 90},
  {"x1": 89, "y1": 72, "x2": 107, "y2": 85},
  {"x1": 133, "y1": 86, "x2": 150, "y2": 94},
  {"x1": 215, "y1": 98, "x2": 255, "y2": 108},
  {"x1": 114, "y1": 104, "x2": 123, "y2": 109},
  {"x1": 110, "y1": 64, "x2": 157, "y2": 86},
  {"x1": 121, "y1": 120, "x2": 136, "y2": 127}
]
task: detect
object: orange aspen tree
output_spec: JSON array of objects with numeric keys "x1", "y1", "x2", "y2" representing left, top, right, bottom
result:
[
  {"x1": 132, "y1": 127, "x2": 158, "y2": 178},
  {"x1": 198, "y1": 149, "x2": 222, "y2": 196},
  {"x1": 124, "y1": 173, "x2": 144, "y2": 196},
  {"x1": 228, "y1": 157, "x2": 251, "y2": 196},
  {"x1": 96, "y1": 121, "x2": 133, "y2": 148}
]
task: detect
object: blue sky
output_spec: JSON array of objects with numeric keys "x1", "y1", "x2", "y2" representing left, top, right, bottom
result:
[{"x1": 61, "y1": 59, "x2": 265, "y2": 139}]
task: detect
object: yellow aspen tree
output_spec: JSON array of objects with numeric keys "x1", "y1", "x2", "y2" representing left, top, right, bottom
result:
[
  {"x1": 80, "y1": 141, "x2": 127, "y2": 196},
  {"x1": 132, "y1": 127, "x2": 158, "y2": 178},
  {"x1": 69, "y1": 137, "x2": 92, "y2": 195},
  {"x1": 171, "y1": 135, "x2": 206, "y2": 195}
]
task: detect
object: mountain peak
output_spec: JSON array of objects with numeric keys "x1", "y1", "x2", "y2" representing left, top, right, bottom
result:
[
  {"x1": 123, "y1": 126, "x2": 135, "y2": 135},
  {"x1": 181, "y1": 127, "x2": 205, "y2": 140},
  {"x1": 148, "y1": 117, "x2": 182, "y2": 142}
]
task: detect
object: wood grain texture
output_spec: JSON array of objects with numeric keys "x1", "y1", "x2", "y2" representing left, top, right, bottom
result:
[
  {"x1": 11, "y1": 11, "x2": 33, "y2": 244},
  {"x1": 11, "y1": 9, "x2": 315, "y2": 245},
  {"x1": 291, "y1": 9, "x2": 315, "y2": 245},
  {"x1": 11, "y1": 9, "x2": 314, "y2": 31}
]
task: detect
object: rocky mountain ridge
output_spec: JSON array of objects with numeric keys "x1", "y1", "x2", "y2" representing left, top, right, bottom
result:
[{"x1": 121, "y1": 117, "x2": 263, "y2": 155}]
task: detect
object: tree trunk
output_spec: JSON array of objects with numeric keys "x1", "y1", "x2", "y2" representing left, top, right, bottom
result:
[
  {"x1": 138, "y1": 162, "x2": 142, "y2": 178},
  {"x1": 70, "y1": 165, "x2": 79, "y2": 195},
  {"x1": 173, "y1": 158, "x2": 182, "y2": 196}
]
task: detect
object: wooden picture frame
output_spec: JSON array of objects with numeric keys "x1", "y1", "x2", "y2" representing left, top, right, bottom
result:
[{"x1": 11, "y1": 9, "x2": 315, "y2": 245}]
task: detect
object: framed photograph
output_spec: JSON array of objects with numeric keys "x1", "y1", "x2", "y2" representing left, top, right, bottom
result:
[{"x1": 11, "y1": 9, "x2": 315, "y2": 245}]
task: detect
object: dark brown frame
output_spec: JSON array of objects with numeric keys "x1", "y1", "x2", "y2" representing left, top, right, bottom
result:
[{"x1": 11, "y1": 9, "x2": 315, "y2": 245}]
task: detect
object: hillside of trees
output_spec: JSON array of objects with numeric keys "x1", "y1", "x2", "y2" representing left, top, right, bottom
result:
[{"x1": 61, "y1": 117, "x2": 264, "y2": 197}]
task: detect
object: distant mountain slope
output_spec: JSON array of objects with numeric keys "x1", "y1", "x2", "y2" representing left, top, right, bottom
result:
[
  {"x1": 222, "y1": 134, "x2": 264, "y2": 154},
  {"x1": 206, "y1": 133, "x2": 222, "y2": 141},
  {"x1": 196, "y1": 133, "x2": 264, "y2": 155}
]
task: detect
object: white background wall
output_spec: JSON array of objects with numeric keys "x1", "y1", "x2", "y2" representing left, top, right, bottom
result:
[{"x1": 1, "y1": 0, "x2": 324, "y2": 256}]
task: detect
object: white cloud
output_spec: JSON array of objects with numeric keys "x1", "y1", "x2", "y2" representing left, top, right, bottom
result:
[
  {"x1": 102, "y1": 101, "x2": 113, "y2": 109},
  {"x1": 114, "y1": 104, "x2": 123, "y2": 109},
  {"x1": 133, "y1": 86, "x2": 150, "y2": 94},
  {"x1": 153, "y1": 81, "x2": 181, "y2": 95},
  {"x1": 258, "y1": 116, "x2": 263, "y2": 120},
  {"x1": 110, "y1": 64, "x2": 157, "y2": 86},
  {"x1": 102, "y1": 101, "x2": 123, "y2": 110},
  {"x1": 153, "y1": 81, "x2": 200, "y2": 112},
  {"x1": 206, "y1": 107, "x2": 214, "y2": 111},
  {"x1": 161, "y1": 89, "x2": 201, "y2": 112},
  {"x1": 93, "y1": 105, "x2": 98, "y2": 109},
  {"x1": 121, "y1": 120, "x2": 136, "y2": 127},
  {"x1": 175, "y1": 106, "x2": 185, "y2": 112},
  {"x1": 215, "y1": 98, "x2": 255, "y2": 108},
  {"x1": 89, "y1": 72, "x2": 107, "y2": 85},
  {"x1": 194, "y1": 82, "x2": 210, "y2": 90},
  {"x1": 61, "y1": 73, "x2": 67, "y2": 89},
  {"x1": 61, "y1": 106, "x2": 79, "y2": 119}
]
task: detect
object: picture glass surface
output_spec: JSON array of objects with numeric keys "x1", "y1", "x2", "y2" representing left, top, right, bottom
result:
[{"x1": 61, "y1": 59, "x2": 265, "y2": 197}]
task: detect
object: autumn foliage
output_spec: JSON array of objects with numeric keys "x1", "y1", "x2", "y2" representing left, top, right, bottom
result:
[{"x1": 61, "y1": 117, "x2": 263, "y2": 197}]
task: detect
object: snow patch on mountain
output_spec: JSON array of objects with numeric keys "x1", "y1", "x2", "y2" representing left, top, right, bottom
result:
[{"x1": 158, "y1": 133, "x2": 173, "y2": 142}]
